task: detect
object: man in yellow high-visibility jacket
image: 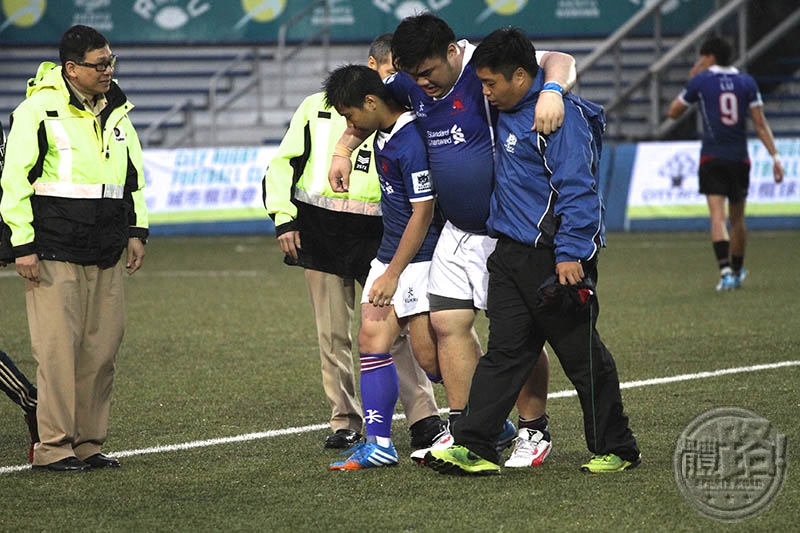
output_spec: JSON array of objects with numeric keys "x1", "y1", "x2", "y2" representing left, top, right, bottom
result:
[{"x1": 0, "y1": 25, "x2": 148, "y2": 472}]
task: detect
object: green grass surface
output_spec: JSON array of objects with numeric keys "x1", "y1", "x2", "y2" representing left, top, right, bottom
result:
[{"x1": 1, "y1": 231, "x2": 797, "y2": 531}]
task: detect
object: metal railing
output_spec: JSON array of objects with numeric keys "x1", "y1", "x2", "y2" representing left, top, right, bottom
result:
[
  {"x1": 208, "y1": 46, "x2": 267, "y2": 145},
  {"x1": 588, "y1": 0, "x2": 800, "y2": 141},
  {"x1": 147, "y1": 0, "x2": 330, "y2": 147},
  {"x1": 656, "y1": 4, "x2": 800, "y2": 138},
  {"x1": 276, "y1": 0, "x2": 330, "y2": 107},
  {"x1": 139, "y1": 48, "x2": 262, "y2": 148},
  {"x1": 577, "y1": 0, "x2": 750, "y2": 140},
  {"x1": 576, "y1": 0, "x2": 670, "y2": 76},
  {"x1": 575, "y1": 0, "x2": 670, "y2": 139},
  {"x1": 141, "y1": 97, "x2": 195, "y2": 148},
  {"x1": 205, "y1": 0, "x2": 329, "y2": 145}
]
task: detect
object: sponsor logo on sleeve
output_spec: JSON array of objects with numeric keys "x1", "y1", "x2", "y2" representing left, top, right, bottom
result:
[{"x1": 411, "y1": 170, "x2": 432, "y2": 194}]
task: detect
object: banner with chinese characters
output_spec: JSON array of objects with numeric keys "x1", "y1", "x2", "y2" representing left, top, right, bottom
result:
[
  {"x1": 0, "y1": 0, "x2": 715, "y2": 45},
  {"x1": 142, "y1": 146, "x2": 277, "y2": 225},
  {"x1": 626, "y1": 139, "x2": 800, "y2": 220}
]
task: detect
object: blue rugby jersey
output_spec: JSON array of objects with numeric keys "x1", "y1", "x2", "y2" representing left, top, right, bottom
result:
[
  {"x1": 678, "y1": 65, "x2": 762, "y2": 162},
  {"x1": 385, "y1": 41, "x2": 497, "y2": 234},
  {"x1": 374, "y1": 111, "x2": 442, "y2": 264}
]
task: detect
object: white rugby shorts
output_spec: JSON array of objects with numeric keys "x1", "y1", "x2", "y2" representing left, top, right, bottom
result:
[
  {"x1": 428, "y1": 221, "x2": 497, "y2": 311},
  {"x1": 361, "y1": 258, "x2": 432, "y2": 318}
]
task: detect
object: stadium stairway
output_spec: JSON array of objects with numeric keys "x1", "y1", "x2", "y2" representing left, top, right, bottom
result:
[
  {"x1": 755, "y1": 55, "x2": 800, "y2": 139},
  {"x1": 0, "y1": 43, "x2": 347, "y2": 147}
]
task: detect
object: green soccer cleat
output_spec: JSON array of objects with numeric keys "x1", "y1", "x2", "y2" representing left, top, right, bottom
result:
[
  {"x1": 424, "y1": 445, "x2": 500, "y2": 476},
  {"x1": 580, "y1": 453, "x2": 641, "y2": 473}
]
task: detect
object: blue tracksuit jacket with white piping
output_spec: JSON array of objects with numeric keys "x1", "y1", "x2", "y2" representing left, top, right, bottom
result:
[{"x1": 487, "y1": 70, "x2": 607, "y2": 264}]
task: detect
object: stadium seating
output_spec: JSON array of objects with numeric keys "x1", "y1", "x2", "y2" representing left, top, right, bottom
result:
[{"x1": 1, "y1": 39, "x2": 798, "y2": 147}]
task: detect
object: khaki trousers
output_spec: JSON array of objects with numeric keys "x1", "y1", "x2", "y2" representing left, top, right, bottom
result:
[
  {"x1": 304, "y1": 269, "x2": 438, "y2": 433},
  {"x1": 27, "y1": 260, "x2": 125, "y2": 465}
]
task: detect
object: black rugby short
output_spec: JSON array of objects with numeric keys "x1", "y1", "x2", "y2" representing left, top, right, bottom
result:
[{"x1": 698, "y1": 158, "x2": 750, "y2": 202}]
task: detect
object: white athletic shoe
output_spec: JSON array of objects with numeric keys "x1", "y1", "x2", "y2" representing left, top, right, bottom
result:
[
  {"x1": 410, "y1": 423, "x2": 454, "y2": 465},
  {"x1": 503, "y1": 428, "x2": 552, "y2": 468},
  {"x1": 716, "y1": 267, "x2": 737, "y2": 291}
]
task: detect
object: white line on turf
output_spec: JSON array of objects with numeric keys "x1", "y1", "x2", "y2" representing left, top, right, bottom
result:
[
  {"x1": 2, "y1": 360, "x2": 798, "y2": 474},
  {"x1": 0, "y1": 270, "x2": 263, "y2": 278}
]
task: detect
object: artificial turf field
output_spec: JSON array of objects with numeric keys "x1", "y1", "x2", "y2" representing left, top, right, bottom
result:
[{"x1": 0, "y1": 230, "x2": 796, "y2": 531}]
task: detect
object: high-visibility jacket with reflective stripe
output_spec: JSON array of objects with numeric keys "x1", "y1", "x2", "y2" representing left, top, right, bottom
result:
[
  {"x1": 262, "y1": 92, "x2": 382, "y2": 230},
  {"x1": 0, "y1": 62, "x2": 148, "y2": 266}
]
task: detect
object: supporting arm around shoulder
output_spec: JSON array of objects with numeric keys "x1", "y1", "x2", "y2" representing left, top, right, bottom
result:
[
  {"x1": 540, "y1": 51, "x2": 577, "y2": 92},
  {"x1": 534, "y1": 51, "x2": 577, "y2": 134}
]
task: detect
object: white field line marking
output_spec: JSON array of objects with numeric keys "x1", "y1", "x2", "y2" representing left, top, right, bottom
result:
[
  {"x1": 2, "y1": 360, "x2": 798, "y2": 474},
  {"x1": 0, "y1": 270, "x2": 263, "y2": 278},
  {"x1": 135, "y1": 271, "x2": 262, "y2": 278}
]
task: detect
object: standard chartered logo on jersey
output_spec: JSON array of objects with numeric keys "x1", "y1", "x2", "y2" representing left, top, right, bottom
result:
[
  {"x1": 426, "y1": 125, "x2": 464, "y2": 147},
  {"x1": 673, "y1": 407, "x2": 787, "y2": 522}
]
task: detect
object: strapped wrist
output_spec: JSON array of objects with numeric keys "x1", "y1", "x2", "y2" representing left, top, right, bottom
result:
[
  {"x1": 333, "y1": 143, "x2": 353, "y2": 159},
  {"x1": 542, "y1": 81, "x2": 563, "y2": 95}
]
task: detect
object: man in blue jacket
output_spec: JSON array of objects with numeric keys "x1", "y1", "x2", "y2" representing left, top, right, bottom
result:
[{"x1": 424, "y1": 28, "x2": 640, "y2": 475}]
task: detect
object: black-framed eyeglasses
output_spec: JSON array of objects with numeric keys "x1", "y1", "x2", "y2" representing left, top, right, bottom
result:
[{"x1": 73, "y1": 54, "x2": 117, "y2": 72}]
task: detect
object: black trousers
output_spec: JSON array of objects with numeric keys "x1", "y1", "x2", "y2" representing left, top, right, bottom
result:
[
  {"x1": 0, "y1": 350, "x2": 37, "y2": 413},
  {"x1": 453, "y1": 238, "x2": 640, "y2": 464}
]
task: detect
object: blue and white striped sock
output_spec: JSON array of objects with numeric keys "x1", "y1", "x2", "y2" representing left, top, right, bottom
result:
[{"x1": 360, "y1": 353, "x2": 398, "y2": 443}]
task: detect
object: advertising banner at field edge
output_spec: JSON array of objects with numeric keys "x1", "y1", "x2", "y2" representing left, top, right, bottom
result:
[
  {"x1": 0, "y1": 0, "x2": 715, "y2": 45},
  {"x1": 142, "y1": 145, "x2": 277, "y2": 225},
  {"x1": 142, "y1": 138, "x2": 798, "y2": 233},
  {"x1": 627, "y1": 139, "x2": 800, "y2": 220}
]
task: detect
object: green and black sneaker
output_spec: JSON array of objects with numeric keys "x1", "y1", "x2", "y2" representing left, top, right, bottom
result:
[
  {"x1": 580, "y1": 453, "x2": 642, "y2": 473},
  {"x1": 424, "y1": 445, "x2": 501, "y2": 476}
]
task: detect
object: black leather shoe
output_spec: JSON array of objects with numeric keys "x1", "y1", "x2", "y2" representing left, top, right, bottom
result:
[
  {"x1": 83, "y1": 453, "x2": 121, "y2": 468},
  {"x1": 409, "y1": 415, "x2": 446, "y2": 449},
  {"x1": 324, "y1": 429, "x2": 362, "y2": 449},
  {"x1": 32, "y1": 456, "x2": 91, "y2": 472}
]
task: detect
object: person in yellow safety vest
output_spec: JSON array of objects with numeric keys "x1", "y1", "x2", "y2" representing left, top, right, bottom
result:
[
  {"x1": 263, "y1": 34, "x2": 446, "y2": 451},
  {"x1": 0, "y1": 25, "x2": 148, "y2": 472}
]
